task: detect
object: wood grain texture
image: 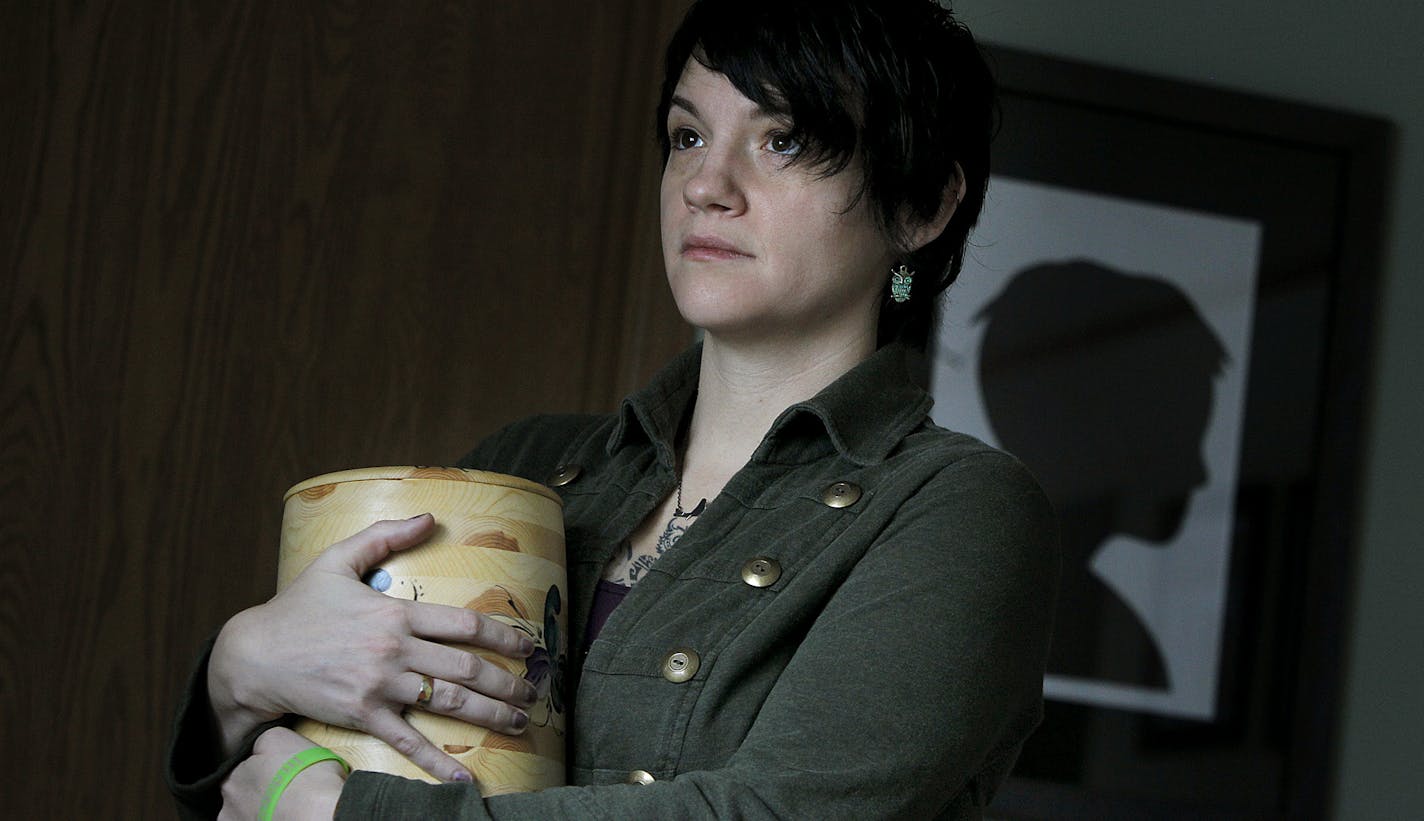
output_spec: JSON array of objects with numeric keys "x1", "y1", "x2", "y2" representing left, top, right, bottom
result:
[
  {"x1": 0, "y1": 1, "x2": 693, "y2": 814},
  {"x1": 279, "y1": 469, "x2": 568, "y2": 794}
]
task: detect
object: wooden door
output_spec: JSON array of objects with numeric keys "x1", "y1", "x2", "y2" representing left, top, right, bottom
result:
[{"x1": 0, "y1": 2, "x2": 693, "y2": 815}]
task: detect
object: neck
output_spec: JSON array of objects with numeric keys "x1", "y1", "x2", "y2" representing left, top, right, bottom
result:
[{"x1": 679, "y1": 330, "x2": 876, "y2": 483}]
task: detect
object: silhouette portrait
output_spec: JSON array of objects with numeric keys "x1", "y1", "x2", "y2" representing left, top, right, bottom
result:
[{"x1": 976, "y1": 259, "x2": 1228, "y2": 689}]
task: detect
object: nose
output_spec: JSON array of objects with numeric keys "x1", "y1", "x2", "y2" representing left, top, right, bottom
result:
[{"x1": 682, "y1": 147, "x2": 746, "y2": 215}]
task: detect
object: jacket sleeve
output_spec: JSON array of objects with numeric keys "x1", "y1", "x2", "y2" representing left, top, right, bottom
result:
[
  {"x1": 166, "y1": 636, "x2": 291, "y2": 820},
  {"x1": 336, "y1": 451, "x2": 1060, "y2": 820}
]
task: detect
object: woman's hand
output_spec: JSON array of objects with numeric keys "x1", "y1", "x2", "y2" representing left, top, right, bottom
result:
[
  {"x1": 207, "y1": 514, "x2": 538, "y2": 782},
  {"x1": 219, "y1": 727, "x2": 344, "y2": 821}
]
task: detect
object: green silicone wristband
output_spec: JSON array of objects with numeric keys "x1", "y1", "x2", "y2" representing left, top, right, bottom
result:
[{"x1": 258, "y1": 746, "x2": 351, "y2": 821}]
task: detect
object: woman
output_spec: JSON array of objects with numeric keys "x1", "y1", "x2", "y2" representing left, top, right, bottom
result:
[{"x1": 170, "y1": 1, "x2": 1058, "y2": 817}]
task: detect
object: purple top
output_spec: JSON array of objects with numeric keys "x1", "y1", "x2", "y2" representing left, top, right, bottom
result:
[{"x1": 584, "y1": 579, "x2": 631, "y2": 645}]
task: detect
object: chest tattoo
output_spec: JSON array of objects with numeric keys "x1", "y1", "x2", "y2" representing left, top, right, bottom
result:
[{"x1": 616, "y1": 496, "x2": 706, "y2": 584}]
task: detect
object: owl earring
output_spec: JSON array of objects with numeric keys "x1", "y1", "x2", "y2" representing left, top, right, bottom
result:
[{"x1": 889, "y1": 264, "x2": 914, "y2": 303}]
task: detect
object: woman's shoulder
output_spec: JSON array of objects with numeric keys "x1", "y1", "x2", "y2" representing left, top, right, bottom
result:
[
  {"x1": 890, "y1": 419, "x2": 1055, "y2": 534},
  {"x1": 900, "y1": 418, "x2": 1037, "y2": 481},
  {"x1": 866, "y1": 422, "x2": 1059, "y2": 600}
]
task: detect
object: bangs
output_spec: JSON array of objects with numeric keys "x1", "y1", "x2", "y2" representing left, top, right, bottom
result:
[{"x1": 662, "y1": 2, "x2": 864, "y2": 179}]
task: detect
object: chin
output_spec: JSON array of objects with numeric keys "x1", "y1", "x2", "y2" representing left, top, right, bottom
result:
[
  {"x1": 667, "y1": 275, "x2": 768, "y2": 333},
  {"x1": 674, "y1": 309, "x2": 760, "y2": 341}
]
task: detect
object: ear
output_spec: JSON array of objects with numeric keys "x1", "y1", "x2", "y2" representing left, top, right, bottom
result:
[{"x1": 902, "y1": 162, "x2": 967, "y2": 253}]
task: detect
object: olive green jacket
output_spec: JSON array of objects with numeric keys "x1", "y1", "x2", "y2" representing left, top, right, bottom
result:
[{"x1": 169, "y1": 343, "x2": 1058, "y2": 820}]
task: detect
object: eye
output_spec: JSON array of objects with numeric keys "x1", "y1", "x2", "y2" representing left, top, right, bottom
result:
[
  {"x1": 766, "y1": 132, "x2": 802, "y2": 157},
  {"x1": 670, "y1": 127, "x2": 704, "y2": 151}
]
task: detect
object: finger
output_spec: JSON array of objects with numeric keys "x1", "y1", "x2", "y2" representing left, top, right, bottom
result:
[
  {"x1": 424, "y1": 678, "x2": 532, "y2": 736},
  {"x1": 405, "y1": 639, "x2": 538, "y2": 708},
  {"x1": 364, "y1": 706, "x2": 473, "y2": 784},
  {"x1": 313, "y1": 515, "x2": 436, "y2": 576},
  {"x1": 394, "y1": 671, "x2": 530, "y2": 736},
  {"x1": 404, "y1": 601, "x2": 535, "y2": 658}
]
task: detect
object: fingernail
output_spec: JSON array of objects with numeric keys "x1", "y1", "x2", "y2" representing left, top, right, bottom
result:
[
  {"x1": 407, "y1": 513, "x2": 428, "y2": 521},
  {"x1": 451, "y1": 770, "x2": 473, "y2": 783},
  {"x1": 519, "y1": 638, "x2": 535, "y2": 657},
  {"x1": 512, "y1": 710, "x2": 529, "y2": 731},
  {"x1": 522, "y1": 684, "x2": 539, "y2": 705}
]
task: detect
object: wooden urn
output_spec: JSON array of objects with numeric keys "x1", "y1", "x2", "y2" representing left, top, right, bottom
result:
[{"x1": 278, "y1": 466, "x2": 567, "y2": 794}]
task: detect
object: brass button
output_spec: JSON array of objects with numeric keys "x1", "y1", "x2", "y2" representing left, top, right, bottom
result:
[
  {"x1": 627, "y1": 769, "x2": 656, "y2": 785},
  {"x1": 740, "y1": 557, "x2": 782, "y2": 588},
  {"x1": 661, "y1": 648, "x2": 700, "y2": 683},
  {"x1": 821, "y1": 481, "x2": 862, "y2": 508},
  {"x1": 546, "y1": 464, "x2": 581, "y2": 487}
]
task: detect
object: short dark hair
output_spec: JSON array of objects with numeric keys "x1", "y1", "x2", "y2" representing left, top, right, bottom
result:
[{"x1": 656, "y1": 0, "x2": 997, "y2": 348}]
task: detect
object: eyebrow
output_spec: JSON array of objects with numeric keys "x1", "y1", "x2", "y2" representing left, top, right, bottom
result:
[{"x1": 669, "y1": 95, "x2": 700, "y2": 119}]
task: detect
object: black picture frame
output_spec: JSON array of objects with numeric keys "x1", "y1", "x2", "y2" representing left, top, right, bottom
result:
[{"x1": 935, "y1": 47, "x2": 1394, "y2": 820}]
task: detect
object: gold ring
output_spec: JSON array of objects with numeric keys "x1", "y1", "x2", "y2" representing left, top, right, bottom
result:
[{"x1": 415, "y1": 675, "x2": 434, "y2": 707}]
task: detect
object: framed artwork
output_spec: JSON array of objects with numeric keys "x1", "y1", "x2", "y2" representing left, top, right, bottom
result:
[{"x1": 927, "y1": 47, "x2": 1391, "y2": 819}]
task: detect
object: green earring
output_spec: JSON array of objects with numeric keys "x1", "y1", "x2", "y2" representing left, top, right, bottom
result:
[{"x1": 890, "y1": 264, "x2": 914, "y2": 303}]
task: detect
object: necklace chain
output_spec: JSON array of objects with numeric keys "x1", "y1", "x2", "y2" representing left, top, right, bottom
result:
[{"x1": 673, "y1": 478, "x2": 706, "y2": 519}]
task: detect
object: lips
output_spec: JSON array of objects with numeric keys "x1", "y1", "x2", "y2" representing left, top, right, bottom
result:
[{"x1": 681, "y1": 234, "x2": 752, "y2": 261}]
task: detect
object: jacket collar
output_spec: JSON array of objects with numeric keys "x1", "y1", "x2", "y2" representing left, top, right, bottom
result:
[
  {"x1": 608, "y1": 343, "x2": 702, "y2": 471},
  {"x1": 608, "y1": 342, "x2": 933, "y2": 468}
]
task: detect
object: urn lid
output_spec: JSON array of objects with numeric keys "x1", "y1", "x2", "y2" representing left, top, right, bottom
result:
[{"x1": 283, "y1": 466, "x2": 563, "y2": 506}]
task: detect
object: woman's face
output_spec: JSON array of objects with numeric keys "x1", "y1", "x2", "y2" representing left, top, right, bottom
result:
[{"x1": 660, "y1": 61, "x2": 896, "y2": 348}]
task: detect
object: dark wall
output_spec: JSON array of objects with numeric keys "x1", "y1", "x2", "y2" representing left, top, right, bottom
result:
[{"x1": 0, "y1": 3, "x2": 692, "y2": 815}]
